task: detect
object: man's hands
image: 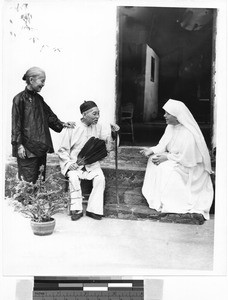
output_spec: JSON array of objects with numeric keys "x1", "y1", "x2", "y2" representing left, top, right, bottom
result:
[
  {"x1": 110, "y1": 123, "x2": 120, "y2": 144},
  {"x1": 110, "y1": 123, "x2": 120, "y2": 132},
  {"x1": 68, "y1": 163, "x2": 79, "y2": 171}
]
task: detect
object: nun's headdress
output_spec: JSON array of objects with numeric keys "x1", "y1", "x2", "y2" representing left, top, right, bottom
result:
[{"x1": 163, "y1": 99, "x2": 212, "y2": 173}]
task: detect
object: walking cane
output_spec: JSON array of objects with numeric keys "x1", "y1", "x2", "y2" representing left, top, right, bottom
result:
[
  {"x1": 111, "y1": 126, "x2": 120, "y2": 209},
  {"x1": 114, "y1": 132, "x2": 120, "y2": 208}
]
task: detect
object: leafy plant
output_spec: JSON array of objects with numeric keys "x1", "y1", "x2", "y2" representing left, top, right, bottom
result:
[
  {"x1": 8, "y1": 2, "x2": 61, "y2": 52},
  {"x1": 9, "y1": 165, "x2": 69, "y2": 222}
]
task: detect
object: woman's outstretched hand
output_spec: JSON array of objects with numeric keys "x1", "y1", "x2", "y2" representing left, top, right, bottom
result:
[
  {"x1": 63, "y1": 122, "x2": 76, "y2": 128},
  {"x1": 140, "y1": 148, "x2": 154, "y2": 157}
]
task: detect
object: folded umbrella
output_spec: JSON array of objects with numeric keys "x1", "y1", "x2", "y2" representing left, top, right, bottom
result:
[{"x1": 76, "y1": 137, "x2": 108, "y2": 166}]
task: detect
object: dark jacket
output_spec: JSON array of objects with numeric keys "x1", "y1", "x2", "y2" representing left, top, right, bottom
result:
[{"x1": 11, "y1": 88, "x2": 63, "y2": 157}]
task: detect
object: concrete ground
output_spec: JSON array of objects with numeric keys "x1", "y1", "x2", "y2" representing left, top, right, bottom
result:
[{"x1": 2, "y1": 199, "x2": 214, "y2": 276}]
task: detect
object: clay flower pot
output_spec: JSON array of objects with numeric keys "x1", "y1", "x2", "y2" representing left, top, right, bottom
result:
[{"x1": 30, "y1": 218, "x2": 56, "y2": 236}]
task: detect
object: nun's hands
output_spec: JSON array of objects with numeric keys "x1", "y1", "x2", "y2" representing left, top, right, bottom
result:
[
  {"x1": 63, "y1": 122, "x2": 76, "y2": 128},
  {"x1": 151, "y1": 154, "x2": 168, "y2": 165},
  {"x1": 140, "y1": 148, "x2": 154, "y2": 157}
]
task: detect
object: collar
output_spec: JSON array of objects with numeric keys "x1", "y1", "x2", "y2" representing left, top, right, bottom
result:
[
  {"x1": 25, "y1": 87, "x2": 37, "y2": 96},
  {"x1": 81, "y1": 118, "x2": 93, "y2": 127}
]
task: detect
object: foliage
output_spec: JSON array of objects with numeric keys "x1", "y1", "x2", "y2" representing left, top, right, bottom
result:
[
  {"x1": 5, "y1": 163, "x2": 18, "y2": 198},
  {"x1": 8, "y1": 2, "x2": 61, "y2": 52},
  {"x1": 9, "y1": 165, "x2": 69, "y2": 223}
]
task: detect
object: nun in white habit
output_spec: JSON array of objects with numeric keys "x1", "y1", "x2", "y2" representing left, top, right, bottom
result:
[{"x1": 141, "y1": 99, "x2": 214, "y2": 220}]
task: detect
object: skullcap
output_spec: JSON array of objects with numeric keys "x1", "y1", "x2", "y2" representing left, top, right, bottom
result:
[{"x1": 80, "y1": 101, "x2": 97, "y2": 114}]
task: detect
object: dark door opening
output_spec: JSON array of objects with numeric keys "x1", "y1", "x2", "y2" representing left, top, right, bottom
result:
[{"x1": 116, "y1": 6, "x2": 216, "y2": 148}]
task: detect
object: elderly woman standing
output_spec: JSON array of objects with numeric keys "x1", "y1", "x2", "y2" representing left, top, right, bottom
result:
[
  {"x1": 11, "y1": 66, "x2": 74, "y2": 183},
  {"x1": 141, "y1": 99, "x2": 214, "y2": 220}
]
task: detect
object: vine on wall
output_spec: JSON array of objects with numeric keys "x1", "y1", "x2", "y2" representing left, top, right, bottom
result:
[{"x1": 9, "y1": 3, "x2": 61, "y2": 53}]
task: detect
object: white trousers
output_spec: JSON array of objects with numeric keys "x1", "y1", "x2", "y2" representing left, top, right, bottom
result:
[{"x1": 67, "y1": 168, "x2": 105, "y2": 215}]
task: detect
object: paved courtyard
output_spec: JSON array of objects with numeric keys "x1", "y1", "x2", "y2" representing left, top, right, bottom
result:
[{"x1": 2, "y1": 199, "x2": 215, "y2": 276}]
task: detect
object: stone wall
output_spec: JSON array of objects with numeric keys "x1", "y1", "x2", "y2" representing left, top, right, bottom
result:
[{"x1": 4, "y1": 148, "x2": 215, "y2": 225}]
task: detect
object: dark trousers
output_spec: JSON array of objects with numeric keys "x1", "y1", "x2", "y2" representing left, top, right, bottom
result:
[{"x1": 17, "y1": 155, "x2": 47, "y2": 183}]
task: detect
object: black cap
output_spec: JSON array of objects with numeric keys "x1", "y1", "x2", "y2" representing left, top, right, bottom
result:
[{"x1": 80, "y1": 101, "x2": 97, "y2": 114}]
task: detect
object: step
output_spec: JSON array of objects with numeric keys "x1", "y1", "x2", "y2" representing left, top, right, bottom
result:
[
  {"x1": 47, "y1": 147, "x2": 148, "y2": 207},
  {"x1": 104, "y1": 204, "x2": 206, "y2": 225},
  {"x1": 96, "y1": 146, "x2": 148, "y2": 171},
  {"x1": 5, "y1": 146, "x2": 214, "y2": 225},
  {"x1": 103, "y1": 147, "x2": 150, "y2": 206}
]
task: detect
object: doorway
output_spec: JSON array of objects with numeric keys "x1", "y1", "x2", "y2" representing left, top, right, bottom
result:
[{"x1": 116, "y1": 6, "x2": 216, "y2": 148}]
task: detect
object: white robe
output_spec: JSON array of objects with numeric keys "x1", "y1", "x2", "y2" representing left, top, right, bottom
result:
[
  {"x1": 58, "y1": 121, "x2": 111, "y2": 176},
  {"x1": 57, "y1": 121, "x2": 111, "y2": 214},
  {"x1": 142, "y1": 124, "x2": 214, "y2": 220}
]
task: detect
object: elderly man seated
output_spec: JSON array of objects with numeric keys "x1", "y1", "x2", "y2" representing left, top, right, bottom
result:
[{"x1": 57, "y1": 100, "x2": 119, "y2": 221}]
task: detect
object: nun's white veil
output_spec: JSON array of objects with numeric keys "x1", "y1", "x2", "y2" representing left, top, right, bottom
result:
[{"x1": 163, "y1": 99, "x2": 212, "y2": 173}]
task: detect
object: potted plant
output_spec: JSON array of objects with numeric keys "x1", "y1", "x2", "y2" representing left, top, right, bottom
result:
[{"x1": 8, "y1": 165, "x2": 69, "y2": 236}]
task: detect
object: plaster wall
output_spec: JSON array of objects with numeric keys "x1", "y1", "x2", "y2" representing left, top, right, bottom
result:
[
  {"x1": 1, "y1": 0, "x2": 226, "y2": 209},
  {"x1": 2, "y1": 0, "x2": 117, "y2": 157},
  {"x1": 2, "y1": 0, "x2": 225, "y2": 156}
]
